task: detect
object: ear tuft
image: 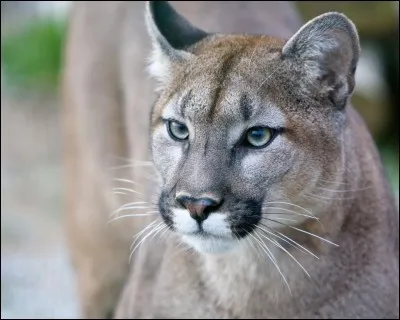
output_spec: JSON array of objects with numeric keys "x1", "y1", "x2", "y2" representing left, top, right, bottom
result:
[
  {"x1": 145, "y1": 1, "x2": 208, "y2": 87},
  {"x1": 282, "y1": 12, "x2": 360, "y2": 108}
]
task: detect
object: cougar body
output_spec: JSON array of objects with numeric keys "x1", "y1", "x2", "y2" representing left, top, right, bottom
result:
[{"x1": 62, "y1": 1, "x2": 399, "y2": 318}]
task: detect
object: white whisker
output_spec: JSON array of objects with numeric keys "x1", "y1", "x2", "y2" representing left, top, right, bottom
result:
[
  {"x1": 263, "y1": 205, "x2": 325, "y2": 231},
  {"x1": 263, "y1": 206, "x2": 317, "y2": 220},
  {"x1": 258, "y1": 223, "x2": 319, "y2": 259},
  {"x1": 158, "y1": 225, "x2": 171, "y2": 242},
  {"x1": 303, "y1": 193, "x2": 354, "y2": 201},
  {"x1": 264, "y1": 201, "x2": 316, "y2": 218},
  {"x1": 110, "y1": 202, "x2": 153, "y2": 218},
  {"x1": 257, "y1": 65, "x2": 282, "y2": 91},
  {"x1": 149, "y1": 224, "x2": 168, "y2": 243},
  {"x1": 108, "y1": 155, "x2": 153, "y2": 165},
  {"x1": 317, "y1": 178, "x2": 350, "y2": 185},
  {"x1": 255, "y1": 225, "x2": 310, "y2": 278},
  {"x1": 241, "y1": 232, "x2": 261, "y2": 260},
  {"x1": 111, "y1": 206, "x2": 152, "y2": 217},
  {"x1": 247, "y1": 42, "x2": 259, "y2": 67},
  {"x1": 262, "y1": 216, "x2": 298, "y2": 223},
  {"x1": 131, "y1": 220, "x2": 160, "y2": 249},
  {"x1": 113, "y1": 187, "x2": 144, "y2": 195},
  {"x1": 129, "y1": 222, "x2": 164, "y2": 263},
  {"x1": 274, "y1": 229, "x2": 319, "y2": 260},
  {"x1": 253, "y1": 232, "x2": 277, "y2": 263},
  {"x1": 266, "y1": 218, "x2": 339, "y2": 247},
  {"x1": 119, "y1": 201, "x2": 151, "y2": 208},
  {"x1": 109, "y1": 163, "x2": 155, "y2": 170},
  {"x1": 314, "y1": 186, "x2": 371, "y2": 193},
  {"x1": 249, "y1": 232, "x2": 292, "y2": 294},
  {"x1": 113, "y1": 178, "x2": 141, "y2": 186},
  {"x1": 108, "y1": 213, "x2": 157, "y2": 223}
]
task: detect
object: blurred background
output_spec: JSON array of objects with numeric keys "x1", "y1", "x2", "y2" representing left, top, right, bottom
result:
[{"x1": 1, "y1": 1, "x2": 398, "y2": 318}]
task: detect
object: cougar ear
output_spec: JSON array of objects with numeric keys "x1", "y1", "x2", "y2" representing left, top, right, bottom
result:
[
  {"x1": 145, "y1": 1, "x2": 208, "y2": 86},
  {"x1": 282, "y1": 12, "x2": 360, "y2": 109}
]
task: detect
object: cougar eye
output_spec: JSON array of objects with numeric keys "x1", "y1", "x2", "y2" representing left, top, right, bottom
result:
[
  {"x1": 167, "y1": 120, "x2": 189, "y2": 141},
  {"x1": 245, "y1": 127, "x2": 273, "y2": 148}
]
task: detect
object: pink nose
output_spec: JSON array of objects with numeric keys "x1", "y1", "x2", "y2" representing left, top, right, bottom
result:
[{"x1": 176, "y1": 195, "x2": 221, "y2": 222}]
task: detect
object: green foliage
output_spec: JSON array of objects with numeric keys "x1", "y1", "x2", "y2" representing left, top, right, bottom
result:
[
  {"x1": 1, "y1": 17, "x2": 67, "y2": 92},
  {"x1": 380, "y1": 146, "x2": 400, "y2": 201}
]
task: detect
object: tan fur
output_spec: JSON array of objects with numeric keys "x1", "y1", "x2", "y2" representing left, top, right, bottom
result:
[{"x1": 62, "y1": 1, "x2": 399, "y2": 319}]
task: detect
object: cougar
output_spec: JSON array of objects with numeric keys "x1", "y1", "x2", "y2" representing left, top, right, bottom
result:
[{"x1": 62, "y1": 1, "x2": 399, "y2": 318}]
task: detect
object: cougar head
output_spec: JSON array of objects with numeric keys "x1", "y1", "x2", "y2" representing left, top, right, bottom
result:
[{"x1": 145, "y1": 1, "x2": 360, "y2": 254}]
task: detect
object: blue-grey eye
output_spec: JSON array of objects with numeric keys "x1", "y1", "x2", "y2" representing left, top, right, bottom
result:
[
  {"x1": 246, "y1": 127, "x2": 272, "y2": 148},
  {"x1": 167, "y1": 121, "x2": 189, "y2": 141}
]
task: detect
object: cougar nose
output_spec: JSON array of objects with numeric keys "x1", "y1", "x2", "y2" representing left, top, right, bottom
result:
[{"x1": 176, "y1": 195, "x2": 221, "y2": 222}]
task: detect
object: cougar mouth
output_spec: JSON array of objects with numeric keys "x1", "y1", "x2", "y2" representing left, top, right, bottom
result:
[{"x1": 183, "y1": 228, "x2": 227, "y2": 239}]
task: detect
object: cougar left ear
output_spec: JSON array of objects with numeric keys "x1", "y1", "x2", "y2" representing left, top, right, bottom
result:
[
  {"x1": 282, "y1": 12, "x2": 360, "y2": 109},
  {"x1": 145, "y1": 1, "x2": 208, "y2": 86}
]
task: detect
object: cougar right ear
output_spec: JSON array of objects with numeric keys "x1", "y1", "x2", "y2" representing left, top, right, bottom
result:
[
  {"x1": 282, "y1": 12, "x2": 360, "y2": 109},
  {"x1": 145, "y1": 1, "x2": 208, "y2": 86}
]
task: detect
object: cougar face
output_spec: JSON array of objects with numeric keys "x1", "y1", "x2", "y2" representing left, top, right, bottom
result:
[{"x1": 147, "y1": 2, "x2": 359, "y2": 254}]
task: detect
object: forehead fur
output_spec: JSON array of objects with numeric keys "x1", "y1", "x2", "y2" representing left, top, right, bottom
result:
[
  {"x1": 152, "y1": 35, "x2": 280, "y2": 120},
  {"x1": 147, "y1": 3, "x2": 359, "y2": 135},
  {"x1": 151, "y1": 34, "x2": 333, "y2": 130}
]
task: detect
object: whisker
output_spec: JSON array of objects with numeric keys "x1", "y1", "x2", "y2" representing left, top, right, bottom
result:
[
  {"x1": 114, "y1": 171, "x2": 159, "y2": 184},
  {"x1": 129, "y1": 161, "x2": 154, "y2": 166},
  {"x1": 253, "y1": 232, "x2": 277, "y2": 264},
  {"x1": 314, "y1": 186, "x2": 371, "y2": 193},
  {"x1": 130, "y1": 220, "x2": 160, "y2": 249},
  {"x1": 258, "y1": 223, "x2": 319, "y2": 259},
  {"x1": 303, "y1": 193, "x2": 354, "y2": 201},
  {"x1": 158, "y1": 225, "x2": 171, "y2": 243},
  {"x1": 119, "y1": 201, "x2": 151, "y2": 208},
  {"x1": 108, "y1": 213, "x2": 157, "y2": 223},
  {"x1": 129, "y1": 222, "x2": 164, "y2": 263},
  {"x1": 269, "y1": 237, "x2": 311, "y2": 278},
  {"x1": 262, "y1": 216, "x2": 298, "y2": 223},
  {"x1": 110, "y1": 203, "x2": 154, "y2": 218},
  {"x1": 249, "y1": 232, "x2": 292, "y2": 294},
  {"x1": 265, "y1": 218, "x2": 339, "y2": 247},
  {"x1": 317, "y1": 178, "x2": 351, "y2": 185},
  {"x1": 149, "y1": 224, "x2": 168, "y2": 243},
  {"x1": 247, "y1": 42, "x2": 259, "y2": 67},
  {"x1": 113, "y1": 187, "x2": 144, "y2": 196},
  {"x1": 263, "y1": 206, "x2": 325, "y2": 231},
  {"x1": 113, "y1": 178, "x2": 141, "y2": 186},
  {"x1": 257, "y1": 65, "x2": 282, "y2": 91},
  {"x1": 113, "y1": 191, "x2": 127, "y2": 195},
  {"x1": 109, "y1": 163, "x2": 155, "y2": 170},
  {"x1": 255, "y1": 225, "x2": 310, "y2": 278},
  {"x1": 237, "y1": 230, "x2": 261, "y2": 260},
  {"x1": 108, "y1": 155, "x2": 153, "y2": 166},
  {"x1": 263, "y1": 206, "x2": 317, "y2": 220},
  {"x1": 110, "y1": 206, "x2": 152, "y2": 217},
  {"x1": 274, "y1": 229, "x2": 319, "y2": 260},
  {"x1": 264, "y1": 201, "x2": 316, "y2": 218},
  {"x1": 108, "y1": 154, "x2": 133, "y2": 163}
]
